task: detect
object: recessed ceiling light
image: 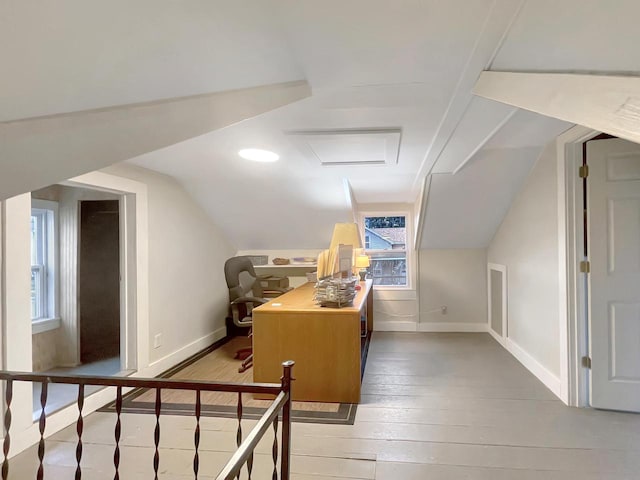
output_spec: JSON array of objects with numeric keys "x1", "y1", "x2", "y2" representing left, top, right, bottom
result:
[{"x1": 238, "y1": 148, "x2": 279, "y2": 163}]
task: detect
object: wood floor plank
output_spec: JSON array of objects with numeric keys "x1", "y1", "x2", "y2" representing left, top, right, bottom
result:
[
  {"x1": 361, "y1": 382, "x2": 558, "y2": 400},
  {"x1": 292, "y1": 436, "x2": 640, "y2": 474},
  {"x1": 296, "y1": 421, "x2": 640, "y2": 451},
  {"x1": 375, "y1": 461, "x2": 638, "y2": 480}
]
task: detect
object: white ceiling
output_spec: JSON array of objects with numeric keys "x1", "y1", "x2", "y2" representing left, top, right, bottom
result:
[
  {"x1": 0, "y1": 1, "x2": 303, "y2": 121},
  {"x1": 128, "y1": 0, "x2": 530, "y2": 249},
  {"x1": 5, "y1": 0, "x2": 640, "y2": 250},
  {"x1": 491, "y1": 0, "x2": 640, "y2": 72}
]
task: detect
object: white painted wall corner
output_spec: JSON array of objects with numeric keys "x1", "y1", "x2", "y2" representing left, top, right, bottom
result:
[{"x1": 504, "y1": 337, "x2": 562, "y2": 400}]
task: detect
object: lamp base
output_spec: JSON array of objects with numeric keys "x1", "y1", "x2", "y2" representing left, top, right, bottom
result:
[{"x1": 359, "y1": 270, "x2": 367, "y2": 281}]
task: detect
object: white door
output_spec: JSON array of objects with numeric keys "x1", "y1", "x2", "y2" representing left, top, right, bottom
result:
[{"x1": 588, "y1": 138, "x2": 640, "y2": 412}]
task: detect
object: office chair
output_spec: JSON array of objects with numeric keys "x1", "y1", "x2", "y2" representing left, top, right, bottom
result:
[{"x1": 224, "y1": 256, "x2": 289, "y2": 373}]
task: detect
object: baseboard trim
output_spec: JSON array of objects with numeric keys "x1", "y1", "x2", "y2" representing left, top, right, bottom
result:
[
  {"x1": 417, "y1": 322, "x2": 488, "y2": 333},
  {"x1": 374, "y1": 321, "x2": 417, "y2": 332},
  {"x1": 145, "y1": 326, "x2": 227, "y2": 377},
  {"x1": 486, "y1": 325, "x2": 563, "y2": 401},
  {"x1": 375, "y1": 322, "x2": 490, "y2": 333},
  {"x1": 486, "y1": 324, "x2": 506, "y2": 345},
  {"x1": 504, "y1": 337, "x2": 563, "y2": 400}
]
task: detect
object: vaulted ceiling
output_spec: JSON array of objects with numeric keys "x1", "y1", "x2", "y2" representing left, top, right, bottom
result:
[{"x1": 3, "y1": 0, "x2": 640, "y2": 250}]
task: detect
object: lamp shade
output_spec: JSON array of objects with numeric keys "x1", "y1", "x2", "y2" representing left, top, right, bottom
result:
[
  {"x1": 329, "y1": 223, "x2": 363, "y2": 251},
  {"x1": 355, "y1": 254, "x2": 370, "y2": 268}
]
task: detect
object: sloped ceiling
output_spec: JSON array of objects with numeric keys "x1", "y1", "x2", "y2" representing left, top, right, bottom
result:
[
  {"x1": 129, "y1": 0, "x2": 529, "y2": 249},
  {"x1": 4, "y1": 0, "x2": 640, "y2": 250},
  {"x1": 0, "y1": 1, "x2": 303, "y2": 121},
  {"x1": 0, "y1": 81, "x2": 310, "y2": 200},
  {"x1": 421, "y1": 147, "x2": 546, "y2": 249}
]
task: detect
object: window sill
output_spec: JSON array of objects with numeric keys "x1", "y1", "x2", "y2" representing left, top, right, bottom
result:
[
  {"x1": 32, "y1": 317, "x2": 61, "y2": 335},
  {"x1": 372, "y1": 284, "x2": 414, "y2": 291}
]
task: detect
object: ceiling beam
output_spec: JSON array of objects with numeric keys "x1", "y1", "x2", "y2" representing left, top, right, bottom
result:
[
  {"x1": 0, "y1": 80, "x2": 311, "y2": 200},
  {"x1": 430, "y1": 97, "x2": 516, "y2": 174},
  {"x1": 342, "y1": 178, "x2": 359, "y2": 223},
  {"x1": 473, "y1": 71, "x2": 640, "y2": 144},
  {"x1": 413, "y1": 174, "x2": 432, "y2": 250}
]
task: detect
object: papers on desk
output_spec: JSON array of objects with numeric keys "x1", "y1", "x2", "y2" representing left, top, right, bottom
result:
[
  {"x1": 316, "y1": 245, "x2": 353, "y2": 279},
  {"x1": 314, "y1": 277, "x2": 357, "y2": 307}
]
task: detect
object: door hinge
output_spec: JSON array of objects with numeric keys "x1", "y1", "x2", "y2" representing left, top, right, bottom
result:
[
  {"x1": 579, "y1": 165, "x2": 589, "y2": 178},
  {"x1": 580, "y1": 260, "x2": 590, "y2": 273},
  {"x1": 581, "y1": 356, "x2": 592, "y2": 369}
]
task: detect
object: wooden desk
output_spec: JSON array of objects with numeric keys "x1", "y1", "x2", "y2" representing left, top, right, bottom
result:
[{"x1": 252, "y1": 279, "x2": 373, "y2": 403}]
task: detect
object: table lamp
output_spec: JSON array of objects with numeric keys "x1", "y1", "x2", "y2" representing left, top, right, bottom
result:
[
  {"x1": 329, "y1": 223, "x2": 363, "y2": 251},
  {"x1": 355, "y1": 254, "x2": 370, "y2": 281}
]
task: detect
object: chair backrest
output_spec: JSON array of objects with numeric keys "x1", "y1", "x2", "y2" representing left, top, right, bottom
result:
[{"x1": 224, "y1": 256, "x2": 265, "y2": 302}]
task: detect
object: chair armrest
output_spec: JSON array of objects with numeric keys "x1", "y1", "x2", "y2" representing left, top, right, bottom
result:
[
  {"x1": 230, "y1": 296, "x2": 268, "y2": 327},
  {"x1": 231, "y1": 296, "x2": 268, "y2": 305},
  {"x1": 264, "y1": 287, "x2": 292, "y2": 295}
]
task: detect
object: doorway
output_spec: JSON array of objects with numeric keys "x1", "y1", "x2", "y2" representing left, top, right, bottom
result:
[
  {"x1": 79, "y1": 200, "x2": 121, "y2": 364},
  {"x1": 30, "y1": 185, "x2": 125, "y2": 416}
]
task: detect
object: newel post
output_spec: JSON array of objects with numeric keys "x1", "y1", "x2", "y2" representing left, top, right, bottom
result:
[{"x1": 280, "y1": 361, "x2": 295, "y2": 480}]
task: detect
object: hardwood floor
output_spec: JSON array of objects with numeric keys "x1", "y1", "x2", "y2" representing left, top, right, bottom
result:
[{"x1": 8, "y1": 332, "x2": 640, "y2": 479}]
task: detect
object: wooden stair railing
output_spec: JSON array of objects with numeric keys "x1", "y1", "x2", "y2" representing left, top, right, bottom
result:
[{"x1": 0, "y1": 360, "x2": 294, "y2": 480}]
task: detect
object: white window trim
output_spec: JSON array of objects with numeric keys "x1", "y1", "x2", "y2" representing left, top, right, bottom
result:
[
  {"x1": 32, "y1": 317, "x2": 62, "y2": 335},
  {"x1": 31, "y1": 198, "x2": 59, "y2": 331},
  {"x1": 359, "y1": 210, "x2": 413, "y2": 290}
]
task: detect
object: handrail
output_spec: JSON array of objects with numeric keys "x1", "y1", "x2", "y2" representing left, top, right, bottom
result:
[
  {"x1": 216, "y1": 390, "x2": 287, "y2": 480},
  {"x1": 0, "y1": 360, "x2": 295, "y2": 479},
  {"x1": 0, "y1": 371, "x2": 282, "y2": 395},
  {"x1": 217, "y1": 359, "x2": 294, "y2": 479}
]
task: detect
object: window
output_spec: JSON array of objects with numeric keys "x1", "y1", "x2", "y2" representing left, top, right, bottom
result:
[
  {"x1": 362, "y1": 215, "x2": 409, "y2": 287},
  {"x1": 31, "y1": 199, "x2": 58, "y2": 321}
]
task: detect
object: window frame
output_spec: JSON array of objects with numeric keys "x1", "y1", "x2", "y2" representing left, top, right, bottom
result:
[
  {"x1": 31, "y1": 199, "x2": 59, "y2": 330},
  {"x1": 359, "y1": 211, "x2": 413, "y2": 290}
]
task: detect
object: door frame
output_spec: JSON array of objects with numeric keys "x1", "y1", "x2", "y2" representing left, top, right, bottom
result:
[
  {"x1": 557, "y1": 125, "x2": 599, "y2": 407},
  {"x1": 63, "y1": 172, "x2": 149, "y2": 373}
]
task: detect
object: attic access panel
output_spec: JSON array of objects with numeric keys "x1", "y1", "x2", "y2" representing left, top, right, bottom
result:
[{"x1": 285, "y1": 128, "x2": 401, "y2": 166}]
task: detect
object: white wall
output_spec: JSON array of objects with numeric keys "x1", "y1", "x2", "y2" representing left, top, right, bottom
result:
[
  {"x1": 418, "y1": 249, "x2": 488, "y2": 330},
  {"x1": 0, "y1": 163, "x2": 237, "y2": 455},
  {"x1": 1, "y1": 195, "x2": 34, "y2": 436},
  {"x1": 372, "y1": 289, "x2": 419, "y2": 331},
  {"x1": 101, "y1": 163, "x2": 236, "y2": 364},
  {"x1": 488, "y1": 141, "x2": 561, "y2": 381}
]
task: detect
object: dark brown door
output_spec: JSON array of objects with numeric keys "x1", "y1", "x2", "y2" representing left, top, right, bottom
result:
[{"x1": 79, "y1": 200, "x2": 120, "y2": 363}]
